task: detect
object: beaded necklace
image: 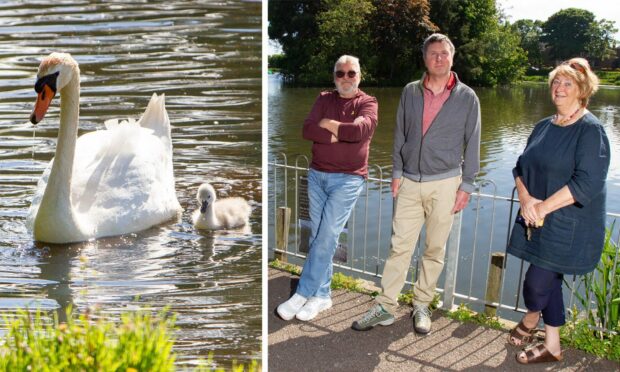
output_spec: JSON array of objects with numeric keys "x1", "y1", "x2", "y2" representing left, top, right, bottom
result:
[{"x1": 553, "y1": 107, "x2": 582, "y2": 126}]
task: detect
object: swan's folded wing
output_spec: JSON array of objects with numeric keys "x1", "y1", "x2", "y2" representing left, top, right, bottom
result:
[
  {"x1": 137, "y1": 93, "x2": 171, "y2": 148},
  {"x1": 70, "y1": 125, "x2": 181, "y2": 237}
]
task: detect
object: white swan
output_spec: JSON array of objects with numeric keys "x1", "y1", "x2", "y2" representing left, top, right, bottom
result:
[
  {"x1": 192, "y1": 183, "x2": 251, "y2": 230},
  {"x1": 27, "y1": 52, "x2": 182, "y2": 243}
]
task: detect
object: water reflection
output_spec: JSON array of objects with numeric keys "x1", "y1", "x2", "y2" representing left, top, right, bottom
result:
[{"x1": 0, "y1": 0, "x2": 261, "y2": 367}]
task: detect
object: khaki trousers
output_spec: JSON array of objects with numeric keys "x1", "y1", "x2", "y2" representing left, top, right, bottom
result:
[{"x1": 376, "y1": 176, "x2": 460, "y2": 314}]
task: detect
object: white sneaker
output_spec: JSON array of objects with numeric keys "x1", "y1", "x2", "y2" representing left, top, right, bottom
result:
[
  {"x1": 295, "y1": 297, "x2": 332, "y2": 321},
  {"x1": 277, "y1": 293, "x2": 307, "y2": 320}
]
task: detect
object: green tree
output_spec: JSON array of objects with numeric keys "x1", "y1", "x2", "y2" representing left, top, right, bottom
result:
[
  {"x1": 370, "y1": 0, "x2": 437, "y2": 84},
  {"x1": 585, "y1": 19, "x2": 618, "y2": 63},
  {"x1": 511, "y1": 19, "x2": 544, "y2": 68},
  {"x1": 430, "y1": 0, "x2": 527, "y2": 86},
  {"x1": 268, "y1": 1, "x2": 323, "y2": 81},
  {"x1": 303, "y1": 0, "x2": 375, "y2": 85},
  {"x1": 542, "y1": 8, "x2": 618, "y2": 63}
]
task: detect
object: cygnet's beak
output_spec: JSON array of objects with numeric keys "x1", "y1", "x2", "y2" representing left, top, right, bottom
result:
[{"x1": 200, "y1": 200, "x2": 208, "y2": 214}]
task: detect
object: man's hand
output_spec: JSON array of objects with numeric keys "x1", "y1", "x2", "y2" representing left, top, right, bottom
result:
[
  {"x1": 451, "y1": 190, "x2": 470, "y2": 214},
  {"x1": 319, "y1": 118, "x2": 340, "y2": 136},
  {"x1": 391, "y1": 178, "x2": 401, "y2": 198},
  {"x1": 330, "y1": 134, "x2": 338, "y2": 143}
]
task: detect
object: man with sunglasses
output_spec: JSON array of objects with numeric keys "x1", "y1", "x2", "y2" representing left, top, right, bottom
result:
[
  {"x1": 277, "y1": 55, "x2": 378, "y2": 321},
  {"x1": 353, "y1": 33, "x2": 481, "y2": 334}
]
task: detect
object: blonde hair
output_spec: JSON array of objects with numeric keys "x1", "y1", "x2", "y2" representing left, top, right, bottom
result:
[{"x1": 548, "y1": 58, "x2": 599, "y2": 107}]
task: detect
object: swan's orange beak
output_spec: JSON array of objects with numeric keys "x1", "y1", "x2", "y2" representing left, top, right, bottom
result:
[{"x1": 30, "y1": 85, "x2": 55, "y2": 125}]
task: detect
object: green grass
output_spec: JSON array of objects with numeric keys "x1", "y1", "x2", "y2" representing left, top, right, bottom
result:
[
  {"x1": 561, "y1": 307, "x2": 620, "y2": 362},
  {"x1": 595, "y1": 70, "x2": 620, "y2": 86},
  {"x1": 445, "y1": 303, "x2": 504, "y2": 331},
  {"x1": 521, "y1": 68, "x2": 620, "y2": 86},
  {"x1": 270, "y1": 258, "x2": 301, "y2": 276}
]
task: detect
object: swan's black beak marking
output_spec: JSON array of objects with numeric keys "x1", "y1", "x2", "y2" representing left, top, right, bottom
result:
[
  {"x1": 31, "y1": 72, "x2": 59, "y2": 125},
  {"x1": 200, "y1": 200, "x2": 208, "y2": 214}
]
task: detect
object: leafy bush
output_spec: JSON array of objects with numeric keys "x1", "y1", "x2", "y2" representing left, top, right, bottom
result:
[{"x1": 0, "y1": 308, "x2": 176, "y2": 371}]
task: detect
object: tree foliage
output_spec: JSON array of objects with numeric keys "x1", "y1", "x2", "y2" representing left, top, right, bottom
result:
[
  {"x1": 512, "y1": 19, "x2": 544, "y2": 68},
  {"x1": 269, "y1": 1, "x2": 620, "y2": 85},
  {"x1": 430, "y1": 0, "x2": 526, "y2": 85},
  {"x1": 370, "y1": 0, "x2": 437, "y2": 84},
  {"x1": 542, "y1": 8, "x2": 618, "y2": 63},
  {"x1": 268, "y1": 1, "x2": 323, "y2": 81},
  {"x1": 304, "y1": 0, "x2": 375, "y2": 85}
]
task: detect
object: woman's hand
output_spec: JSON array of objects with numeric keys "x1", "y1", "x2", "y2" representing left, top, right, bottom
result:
[
  {"x1": 520, "y1": 195, "x2": 543, "y2": 226},
  {"x1": 516, "y1": 177, "x2": 542, "y2": 226}
]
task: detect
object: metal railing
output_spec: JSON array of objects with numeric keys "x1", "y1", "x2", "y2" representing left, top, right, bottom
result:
[{"x1": 269, "y1": 153, "x2": 620, "y2": 335}]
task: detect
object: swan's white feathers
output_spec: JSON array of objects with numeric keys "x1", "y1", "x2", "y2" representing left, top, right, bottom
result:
[
  {"x1": 27, "y1": 55, "x2": 181, "y2": 243},
  {"x1": 138, "y1": 93, "x2": 171, "y2": 147},
  {"x1": 68, "y1": 118, "x2": 180, "y2": 237}
]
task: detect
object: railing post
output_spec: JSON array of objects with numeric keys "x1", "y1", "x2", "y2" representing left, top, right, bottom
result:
[
  {"x1": 484, "y1": 252, "x2": 506, "y2": 317},
  {"x1": 442, "y1": 212, "x2": 462, "y2": 310},
  {"x1": 275, "y1": 206, "x2": 291, "y2": 262}
]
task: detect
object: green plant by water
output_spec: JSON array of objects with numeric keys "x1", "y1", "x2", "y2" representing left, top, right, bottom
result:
[
  {"x1": 561, "y1": 225, "x2": 620, "y2": 360},
  {"x1": 0, "y1": 307, "x2": 176, "y2": 371}
]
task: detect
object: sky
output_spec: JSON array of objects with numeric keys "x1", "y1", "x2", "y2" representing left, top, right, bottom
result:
[{"x1": 268, "y1": 1, "x2": 620, "y2": 55}]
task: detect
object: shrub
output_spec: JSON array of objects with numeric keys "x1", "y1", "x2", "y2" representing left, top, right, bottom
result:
[{"x1": 0, "y1": 307, "x2": 176, "y2": 371}]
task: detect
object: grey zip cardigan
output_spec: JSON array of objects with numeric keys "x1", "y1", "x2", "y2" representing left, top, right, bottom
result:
[{"x1": 392, "y1": 73, "x2": 481, "y2": 193}]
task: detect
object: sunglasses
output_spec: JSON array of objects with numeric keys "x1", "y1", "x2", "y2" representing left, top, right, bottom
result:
[
  {"x1": 563, "y1": 61, "x2": 586, "y2": 74},
  {"x1": 335, "y1": 70, "x2": 357, "y2": 78}
]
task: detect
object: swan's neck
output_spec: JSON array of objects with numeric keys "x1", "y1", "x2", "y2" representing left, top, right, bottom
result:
[
  {"x1": 34, "y1": 74, "x2": 87, "y2": 242},
  {"x1": 206, "y1": 203, "x2": 218, "y2": 225}
]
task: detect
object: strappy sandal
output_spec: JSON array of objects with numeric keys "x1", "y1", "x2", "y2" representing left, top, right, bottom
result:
[
  {"x1": 507, "y1": 320, "x2": 537, "y2": 346},
  {"x1": 516, "y1": 343, "x2": 563, "y2": 364}
]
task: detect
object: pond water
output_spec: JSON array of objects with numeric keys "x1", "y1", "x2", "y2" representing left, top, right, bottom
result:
[
  {"x1": 0, "y1": 1, "x2": 261, "y2": 368},
  {"x1": 268, "y1": 74, "x2": 620, "y2": 206}
]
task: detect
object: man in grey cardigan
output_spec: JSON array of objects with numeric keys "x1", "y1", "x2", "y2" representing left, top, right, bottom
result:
[{"x1": 353, "y1": 33, "x2": 481, "y2": 334}]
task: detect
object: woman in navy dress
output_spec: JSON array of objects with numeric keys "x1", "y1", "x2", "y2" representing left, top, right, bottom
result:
[{"x1": 506, "y1": 58, "x2": 610, "y2": 364}]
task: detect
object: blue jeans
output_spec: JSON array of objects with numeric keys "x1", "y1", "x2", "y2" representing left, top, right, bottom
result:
[{"x1": 296, "y1": 168, "x2": 365, "y2": 299}]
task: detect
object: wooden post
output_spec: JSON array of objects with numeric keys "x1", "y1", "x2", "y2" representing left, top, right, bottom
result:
[
  {"x1": 275, "y1": 207, "x2": 291, "y2": 262},
  {"x1": 484, "y1": 252, "x2": 506, "y2": 317}
]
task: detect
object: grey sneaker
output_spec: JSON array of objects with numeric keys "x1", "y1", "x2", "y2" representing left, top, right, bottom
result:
[
  {"x1": 352, "y1": 304, "x2": 395, "y2": 331},
  {"x1": 412, "y1": 304, "x2": 432, "y2": 334}
]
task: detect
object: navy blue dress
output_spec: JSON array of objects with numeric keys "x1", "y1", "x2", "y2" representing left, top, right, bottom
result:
[{"x1": 507, "y1": 112, "x2": 610, "y2": 275}]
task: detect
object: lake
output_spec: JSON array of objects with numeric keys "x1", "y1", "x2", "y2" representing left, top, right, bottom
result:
[{"x1": 0, "y1": 1, "x2": 261, "y2": 368}]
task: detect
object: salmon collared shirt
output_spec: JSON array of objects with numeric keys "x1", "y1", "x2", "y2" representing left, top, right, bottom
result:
[{"x1": 422, "y1": 72, "x2": 456, "y2": 136}]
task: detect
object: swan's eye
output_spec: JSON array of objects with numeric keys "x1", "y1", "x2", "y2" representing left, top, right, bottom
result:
[{"x1": 34, "y1": 71, "x2": 59, "y2": 93}]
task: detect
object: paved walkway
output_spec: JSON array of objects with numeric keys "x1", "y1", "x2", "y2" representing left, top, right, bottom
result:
[{"x1": 268, "y1": 268, "x2": 619, "y2": 371}]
